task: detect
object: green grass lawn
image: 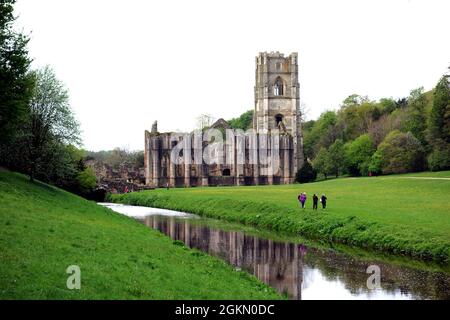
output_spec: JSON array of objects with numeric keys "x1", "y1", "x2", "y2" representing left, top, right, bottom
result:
[
  {"x1": 0, "y1": 170, "x2": 281, "y2": 299},
  {"x1": 111, "y1": 171, "x2": 450, "y2": 263}
]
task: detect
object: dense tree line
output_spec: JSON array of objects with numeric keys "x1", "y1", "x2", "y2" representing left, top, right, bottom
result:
[
  {"x1": 304, "y1": 75, "x2": 450, "y2": 180},
  {"x1": 0, "y1": 0, "x2": 95, "y2": 196},
  {"x1": 226, "y1": 75, "x2": 449, "y2": 183},
  {"x1": 86, "y1": 148, "x2": 144, "y2": 169}
]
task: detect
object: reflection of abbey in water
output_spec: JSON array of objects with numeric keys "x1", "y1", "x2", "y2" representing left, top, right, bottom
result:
[
  {"x1": 143, "y1": 215, "x2": 304, "y2": 299},
  {"x1": 142, "y1": 215, "x2": 450, "y2": 300},
  {"x1": 144, "y1": 52, "x2": 304, "y2": 187}
]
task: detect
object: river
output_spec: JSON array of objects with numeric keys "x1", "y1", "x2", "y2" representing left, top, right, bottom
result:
[{"x1": 99, "y1": 203, "x2": 450, "y2": 300}]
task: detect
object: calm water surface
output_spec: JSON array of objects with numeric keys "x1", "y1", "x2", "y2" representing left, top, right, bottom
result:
[{"x1": 99, "y1": 203, "x2": 450, "y2": 300}]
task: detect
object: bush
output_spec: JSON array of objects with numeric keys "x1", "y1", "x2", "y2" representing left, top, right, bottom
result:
[
  {"x1": 368, "y1": 151, "x2": 382, "y2": 175},
  {"x1": 77, "y1": 167, "x2": 97, "y2": 193},
  {"x1": 344, "y1": 134, "x2": 375, "y2": 176},
  {"x1": 376, "y1": 130, "x2": 425, "y2": 174},
  {"x1": 428, "y1": 144, "x2": 450, "y2": 171},
  {"x1": 295, "y1": 160, "x2": 317, "y2": 183}
]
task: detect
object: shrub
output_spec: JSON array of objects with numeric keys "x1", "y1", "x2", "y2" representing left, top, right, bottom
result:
[
  {"x1": 344, "y1": 134, "x2": 376, "y2": 176},
  {"x1": 77, "y1": 167, "x2": 97, "y2": 193},
  {"x1": 428, "y1": 144, "x2": 450, "y2": 171},
  {"x1": 295, "y1": 160, "x2": 317, "y2": 183},
  {"x1": 368, "y1": 150, "x2": 382, "y2": 175},
  {"x1": 376, "y1": 130, "x2": 425, "y2": 174}
]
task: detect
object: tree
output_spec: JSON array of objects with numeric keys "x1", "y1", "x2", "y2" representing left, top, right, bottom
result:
[
  {"x1": 23, "y1": 66, "x2": 80, "y2": 181},
  {"x1": 341, "y1": 94, "x2": 369, "y2": 108},
  {"x1": 303, "y1": 111, "x2": 338, "y2": 159},
  {"x1": 228, "y1": 110, "x2": 253, "y2": 130},
  {"x1": 295, "y1": 160, "x2": 317, "y2": 183},
  {"x1": 378, "y1": 97, "x2": 397, "y2": 114},
  {"x1": 427, "y1": 147, "x2": 450, "y2": 171},
  {"x1": 376, "y1": 130, "x2": 425, "y2": 174},
  {"x1": 345, "y1": 134, "x2": 375, "y2": 176},
  {"x1": 327, "y1": 139, "x2": 346, "y2": 177},
  {"x1": 0, "y1": 0, "x2": 34, "y2": 151},
  {"x1": 428, "y1": 76, "x2": 450, "y2": 144},
  {"x1": 426, "y1": 75, "x2": 450, "y2": 171},
  {"x1": 403, "y1": 87, "x2": 428, "y2": 147},
  {"x1": 368, "y1": 150, "x2": 382, "y2": 175},
  {"x1": 312, "y1": 147, "x2": 331, "y2": 179},
  {"x1": 77, "y1": 167, "x2": 97, "y2": 193},
  {"x1": 337, "y1": 98, "x2": 379, "y2": 141}
]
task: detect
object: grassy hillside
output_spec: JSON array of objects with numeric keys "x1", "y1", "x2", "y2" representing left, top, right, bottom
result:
[
  {"x1": 0, "y1": 170, "x2": 280, "y2": 299},
  {"x1": 111, "y1": 171, "x2": 450, "y2": 264}
]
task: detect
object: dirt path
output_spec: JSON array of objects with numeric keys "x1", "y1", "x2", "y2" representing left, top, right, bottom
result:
[{"x1": 401, "y1": 176, "x2": 450, "y2": 180}]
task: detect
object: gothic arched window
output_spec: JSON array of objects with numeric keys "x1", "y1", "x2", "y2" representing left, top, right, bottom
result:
[
  {"x1": 274, "y1": 78, "x2": 284, "y2": 96},
  {"x1": 275, "y1": 114, "x2": 283, "y2": 127}
]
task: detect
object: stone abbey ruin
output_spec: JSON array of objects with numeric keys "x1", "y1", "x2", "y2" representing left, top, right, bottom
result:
[{"x1": 145, "y1": 52, "x2": 304, "y2": 187}]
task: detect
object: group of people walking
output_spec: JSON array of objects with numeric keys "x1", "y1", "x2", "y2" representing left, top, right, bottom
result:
[{"x1": 298, "y1": 192, "x2": 327, "y2": 210}]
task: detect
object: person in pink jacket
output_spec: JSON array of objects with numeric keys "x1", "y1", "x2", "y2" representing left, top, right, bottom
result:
[{"x1": 297, "y1": 192, "x2": 307, "y2": 209}]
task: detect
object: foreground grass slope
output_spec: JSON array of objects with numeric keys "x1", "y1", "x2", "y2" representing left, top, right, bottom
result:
[
  {"x1": 111, "y1": 171, "x2": 450, "y2": 263},
  {"x1": 0, "y1": 170, "x2": 280, "y2": 299}
]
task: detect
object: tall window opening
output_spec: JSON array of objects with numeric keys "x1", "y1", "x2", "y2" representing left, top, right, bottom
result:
[
  {"x1": 274, "y1": 77, "x2": 284, "y2": 96},
  {"x1": 275, "y1": 114, "x2": 283, "y2": 127}
]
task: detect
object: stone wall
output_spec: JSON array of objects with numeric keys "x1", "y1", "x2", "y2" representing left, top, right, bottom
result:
[
  {"x1": 85, "y1": 159, "x2": 147, "y2": 193},
  {"x1": 144, "y1": 127, "x2": 295, "y2": 188}
]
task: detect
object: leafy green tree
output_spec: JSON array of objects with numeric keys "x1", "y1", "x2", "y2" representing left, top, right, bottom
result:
[
  {"x1": 376, "y1": 130, "x2": 425, "y2": 174},
  {"x1": 341, "y1": 94, "x2": 369, "y2": 108},
  {"x1": 22, "y1": 66, "x2": 80, "y2": 181},
  {"x1": 303, "y1": 111, "x2": 338, "y2": 158},
  {"x1": 378, "y1": 98, "x2": 397, "y2": 114},
  {"x1": 345, "y1": 134, "x2": 375, "y2": 176},
  {"x1": 368, "y1": 150, "x2": 382, "y2": 175},
  {"x1": 0, "y1": 0, "x2": 34, "y2": 149},
  {"x1": 312, "y1": 147, "x2": 331, "y2": 179},
  {"x1": 403, "y1": 87, "x2": 428, "y2": 147},
  {"x1": 338, "y1": 97, "x2": 380, "y2": 141},
  {"x1": 427, "y1": 146, "x2": 450, "y2": 171},
  {"x1": 428, "y1": 76, "x2": 450, "y2": 144},
  {"x1": 327, "y1": 139, "x2": 346, "y2": 177},
  {"x1": 77, "y1": 166, "x2": 97, "y2": 193},
  {"x1": 228, "y1": 110, "x2": 253, "y2": 130}
]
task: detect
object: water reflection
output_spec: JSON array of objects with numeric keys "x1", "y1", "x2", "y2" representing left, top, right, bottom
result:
[{"x1": 141, "y1": 215, "x2": 450, "y2": 300}]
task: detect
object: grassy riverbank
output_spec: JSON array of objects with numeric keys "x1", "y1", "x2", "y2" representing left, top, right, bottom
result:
[
  {"x1": 0, "y1": 170, "x2": 280, "y2": 299},
  {"x1": 110, "y1": 171, "x2": 450, "y2": 264}
]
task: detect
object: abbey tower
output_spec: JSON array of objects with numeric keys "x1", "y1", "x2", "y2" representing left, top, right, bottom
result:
[{"x1": 253, "y1": 51, "x2": 304, "y2": 173}]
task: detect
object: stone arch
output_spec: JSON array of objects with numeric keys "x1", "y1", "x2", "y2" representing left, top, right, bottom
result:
[
  {"x1": 275, "y1": 113, "x2": 284, "y2": 126},
  {"x1": 273, "y1": 77, "x2": 284, "y2": 96}
]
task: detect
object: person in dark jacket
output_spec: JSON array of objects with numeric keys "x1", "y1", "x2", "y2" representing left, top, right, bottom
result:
[
  {"x1": 312, "y1": 194, "x2": 318, "y2": 210},
  {"x1": 320, "y1": 194, "x2": 327, "y2": 209}
]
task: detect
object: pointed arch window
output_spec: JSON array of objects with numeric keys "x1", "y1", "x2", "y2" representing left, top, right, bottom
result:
[
  {"x1": 275, "y1": 114, "x2": 283, "y2": 127},
  {"x1": 274, "y1": 77, "x2": 284, "y2": 96}
]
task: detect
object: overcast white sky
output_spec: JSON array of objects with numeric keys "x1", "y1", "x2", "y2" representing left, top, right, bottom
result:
[{"x1": 14, "y1": 0, "x2": 450, "y2": 151}]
